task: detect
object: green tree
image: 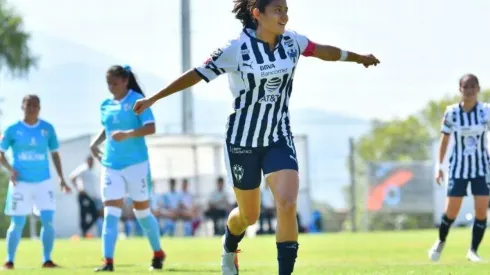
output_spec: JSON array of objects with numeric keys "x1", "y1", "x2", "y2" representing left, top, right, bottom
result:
[
  {"x1": 356, "y1": 115, "x2": 432, "y2": 162},
  {"x1": 0, "y1": 0, "x2": 37, "y2": 77}
]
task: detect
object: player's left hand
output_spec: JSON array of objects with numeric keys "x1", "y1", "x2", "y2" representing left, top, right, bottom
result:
[
  {"x1": 60, "y1": 179, "x2": 71, "y2": 194},
  {"x1": 357, "y1": 54, "x2": 380, "y2": 68},
  {"x1": 111, "y1": 131, "x2": 130, "y2": 142}
]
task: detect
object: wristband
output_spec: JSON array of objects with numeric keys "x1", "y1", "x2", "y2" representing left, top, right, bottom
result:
[{"x1": 339, "y1": 50, "x2": 348, "y2": 61}]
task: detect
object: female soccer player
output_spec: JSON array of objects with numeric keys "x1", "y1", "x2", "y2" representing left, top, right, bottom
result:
[
  {"x1": 90, "y1": 65, "x2": 165, "y2": 272},
  {"x1": 1, "y1": 95, "x2": 70, "y2": 269},
  {"x1": 134, "y1": 0, "x2": 379, "y2": 274},
  {"x1": 429, "y1": 74, "x2": 490, "y2": 262}
]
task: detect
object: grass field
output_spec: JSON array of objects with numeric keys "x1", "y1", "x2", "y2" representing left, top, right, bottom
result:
[{"x1": 1, "y1": 228, "x2": 489, "y2": 274}]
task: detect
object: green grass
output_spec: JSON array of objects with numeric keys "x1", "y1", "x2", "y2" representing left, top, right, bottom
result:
[{"x1": 2, "y1": 228, "x2": 489, "y2": 274}]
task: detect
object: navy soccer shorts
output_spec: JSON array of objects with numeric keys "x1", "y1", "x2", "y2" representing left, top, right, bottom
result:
[
  {"x1": 224, "y1": 137, "x2": 298, "y2": 190},
  {"x1": 447, "y1": 176, "x2": 490, "y2": 197}
]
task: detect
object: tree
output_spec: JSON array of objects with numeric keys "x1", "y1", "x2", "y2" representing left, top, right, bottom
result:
[
  {"x1": 0, "y1": 0, "x2": 37, "y2": 77},
  {"x1": 355, "y1": 115, "x2": 432, "y2": 162}
]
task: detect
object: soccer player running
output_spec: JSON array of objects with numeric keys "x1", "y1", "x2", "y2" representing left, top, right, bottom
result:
[
  {"x1": 1, "y1": 95, "x2": 70, "y2": 269},
  {"x1": 429, "y1": 74, "x2": 490, "y2": 262},
  {"x1": 90, "y1": 65, "x2": 165, "y2": 272},
  {"x1": 133, "y1": 0, "x2": 379, "y2": 274}
]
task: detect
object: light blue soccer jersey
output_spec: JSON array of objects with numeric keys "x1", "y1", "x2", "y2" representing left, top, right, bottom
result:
[
  {"x1": 101, "y1": 90, "x2": 155, "y2": 170},
  {"x1": 0, "y1": 120, "x2": 59, "y2": 183}
]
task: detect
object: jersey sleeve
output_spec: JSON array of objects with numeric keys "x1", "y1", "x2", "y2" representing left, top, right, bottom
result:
[
  {"x1": 288, "y1": 30, "x2": 316, "y2": 57},
  {"x1": 139, "y1": 107, "x2": 155, "y2": 126},
  {"x1": 193, "y1": 39, "x2": 239, "y2": 83},
  {"x1": 47, "y1": 124, "x2": 60, "y2": 152},
  {"x1": 441, "y1": 107, "x2": 454, "y2": 134},
  {"x1": 0, "y1": 127, "x2": 12, "y2": 152}
]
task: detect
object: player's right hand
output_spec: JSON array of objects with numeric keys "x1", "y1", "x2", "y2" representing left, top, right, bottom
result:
[
  {"x1": 435, "y1": 170, "x2": 444, "y2": 185},
  {"x1": 133, "y1": 97, "x2": 155, "y2": 115},
  {"x1": 90, "y1": 145, "x2": 103, "y2": 162}
]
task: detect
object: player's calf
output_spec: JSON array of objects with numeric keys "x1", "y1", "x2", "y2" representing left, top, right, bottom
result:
[
  {"x1": 133, "y1": 208, "x2": 166, "y2": 270},
  {"x1": 5, "y1": 216, "x2": 26, "y2": 266}
]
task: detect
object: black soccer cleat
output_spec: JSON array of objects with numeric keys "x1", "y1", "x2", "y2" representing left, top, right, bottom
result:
[
  {"x1": 149, "y1": 250, "x2": 166, "y2": 271},
  {"x1": 42, "y1": 260, "x2": 60, "y2": 268},
  {"x1": 94, "y1": 263, "x2": 114, "y2": 272},
  {"x1": 3, "y1": 261, "x2": 14, "y2": 270}
]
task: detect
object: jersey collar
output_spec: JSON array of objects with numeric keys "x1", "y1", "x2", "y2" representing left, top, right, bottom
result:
[
  {"x1": 114, "y1": 89, "x2": 133, "y2": 104},
  {"x1": 243, "y1": 28, "x2": 283, "y2": 49},
  {"x1": 20, "y1": 119, "x2": 40, "y2": 128}
]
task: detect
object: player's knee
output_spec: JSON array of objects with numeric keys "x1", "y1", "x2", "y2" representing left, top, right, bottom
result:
[
  {"x1": 241, "y1": 210, "x2": 260, "y2": 226},
  {"x1": 275, "y1": 197, "x2": 297, "y2": 216},
  {"x1": 40, "y1": 210, "x2": 55, "y2": 228},
  {"x1": 8, "y1": 216, "x2": 27, "y2": 232},
  {"x1": 133, "y1": 208, "x2": 152, "y2": 219}
]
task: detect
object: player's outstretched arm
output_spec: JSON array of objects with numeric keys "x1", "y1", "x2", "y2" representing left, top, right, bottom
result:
[
  {"x1": 310, "y1": 44, "x2": 380, "y2": 68},
  {"x1": 133, "y1": 70, "x2": 202, "y2": 115}
]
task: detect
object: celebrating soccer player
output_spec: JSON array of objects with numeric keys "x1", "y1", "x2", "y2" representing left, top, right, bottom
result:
[
  {"x1": 90, "y1": 65, "x2": 165, "y2": 272},
  {"x1": 133, "y1": 0, "x2": 379, "y2": 274},
  {"x1": 1, "y1": 95, "x2": 70, "y2": 269}
]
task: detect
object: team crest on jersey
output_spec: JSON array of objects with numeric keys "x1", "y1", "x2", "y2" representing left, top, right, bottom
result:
[
  {"x1": 41, "y1": 129, "x2": 48, "y2": 137},
  {"x1": 123, "y1": 103, "x2": 131, "y2": 111},
  {"x1": 283, "y1": 36, "x2": 294, "y2": 47},
  {"x1": 232, "y1": 164, "x2": 244, "y2": 183},
  {"x1": 287, "y1": 48, "x2": 298, "y2": 63}
]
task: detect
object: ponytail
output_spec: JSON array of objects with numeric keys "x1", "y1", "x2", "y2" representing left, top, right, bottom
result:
[
  {"x1": 232, "y1": 0, "x2": 272, "y2": 30},
  {"x1": 126, "y1": 69, "x2": 144, "y2": 96}
]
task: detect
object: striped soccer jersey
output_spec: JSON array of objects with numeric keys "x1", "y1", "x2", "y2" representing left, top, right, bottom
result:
[
  {"x1": 442, "y1": 102, "x2": 490, "y2": 179},
  {"x1": 194, "y1": 28, "x2": 315, "y2": 147}
]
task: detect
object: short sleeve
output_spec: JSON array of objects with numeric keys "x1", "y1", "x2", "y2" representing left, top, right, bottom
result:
[
  {"x1": 193, "y1": 39, "x2": 239, "y2": 83},
  {"x1": 48, "y1": 124, "x2": 60, "y2": 152},
  {"x1": 441, "y1": 108, "x2": 454, "y2": 135},
  {"x1": 0, "y1": 127, "x2": 12, "y2": 152},
  {"x1": 139, "y1": 107, "x2": 155, "y2": 126},
  {"x1": 288, "y1": 30, "x2": 316, "y2": 57}
]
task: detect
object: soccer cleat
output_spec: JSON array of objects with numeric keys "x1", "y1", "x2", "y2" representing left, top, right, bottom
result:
[
  {"x1": 428, "y1": 240, "x2": 445, "y2": 262},
  {"x1": 148, "y1": 250, "x2": 166, "y2": 271},
  {"x1": 221, "y1": 235, "x2": 240, "y2": 275},
  {"x1": 3, "y1": 261, "x2": 14, "y2": 270},
  {"x1": 94, "y1": 263, "x2": 114, "y2": 272},
  {"x1": 467, "y1": 249, "x2": 482, "y2": 262},
  {"x1": 42, "y1": 260, "x2": 60, "y2": 268}
]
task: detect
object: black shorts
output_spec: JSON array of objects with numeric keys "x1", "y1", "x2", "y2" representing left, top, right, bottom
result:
[
  {"x1": 447, "y1": 176, "x2": 490, "y2": 197},
  {"x1": 224, "y1": 137, "x2": 298, "y2": 190}
]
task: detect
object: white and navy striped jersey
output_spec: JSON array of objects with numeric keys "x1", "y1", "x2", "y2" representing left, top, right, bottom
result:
[
  {"x1": 194, "y1": 28, "x2": 315, "y2": 147},
  {"x1": 442, "y1": 102, "x2": 490, "y2": 179}
]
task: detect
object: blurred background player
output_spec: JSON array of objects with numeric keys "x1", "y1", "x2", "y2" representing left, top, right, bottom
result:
[
  {"x1": 90, "y1": 65, "x2": 165, "y2": 272},
  {"x1": 429, "y1": 74, "x2": 490, "y2": 262},
  {"x1": 0, "y1": 95, "x2": 71, "y2": 269},
  {"x1": 70, "y1": 155, "x2": 102, "y2": 238},
  {"x1": 133, "y1": 0, "x2": 379, "y2": 273},
  {"x1": 205, "y1": 177, "x2": 231, "y2": 236}
]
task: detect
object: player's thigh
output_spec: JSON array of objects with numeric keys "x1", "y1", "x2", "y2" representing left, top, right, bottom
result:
[
  {"x1": 33, "y1": 180, "x2": 56, "y2": 212},
  {"x1": 4, "y1": 181, "x2": 34, "y2": 216},
  {"x1": 262, "y1": 137, "x2": 298, "y2": 177},
  {"x1": 100, "y1": 166, "x2": 126, "y2": 203},
  {"x1": 266, "y1": 170, "x2": 299, "y2": 209},
  {"x1": 224, "y1": 141, "x2": 262, "y2": 190},
  {"x1": 224, "y1": 141, "x2": 262, "y2": 221},
  {"x1": 124, "y1": 161, "x2": 150, "y2": 203},
  {"x1": 470, "y1": 176, "x2": 490, "y2": 218},
  {"x1": 447, "y1": 178, "x2": 468, "y2": 197}
]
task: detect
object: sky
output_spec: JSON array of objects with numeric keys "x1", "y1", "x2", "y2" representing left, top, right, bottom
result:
[{"x1": 5, "y1": 0, "x2": 490, "y2": 120}]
